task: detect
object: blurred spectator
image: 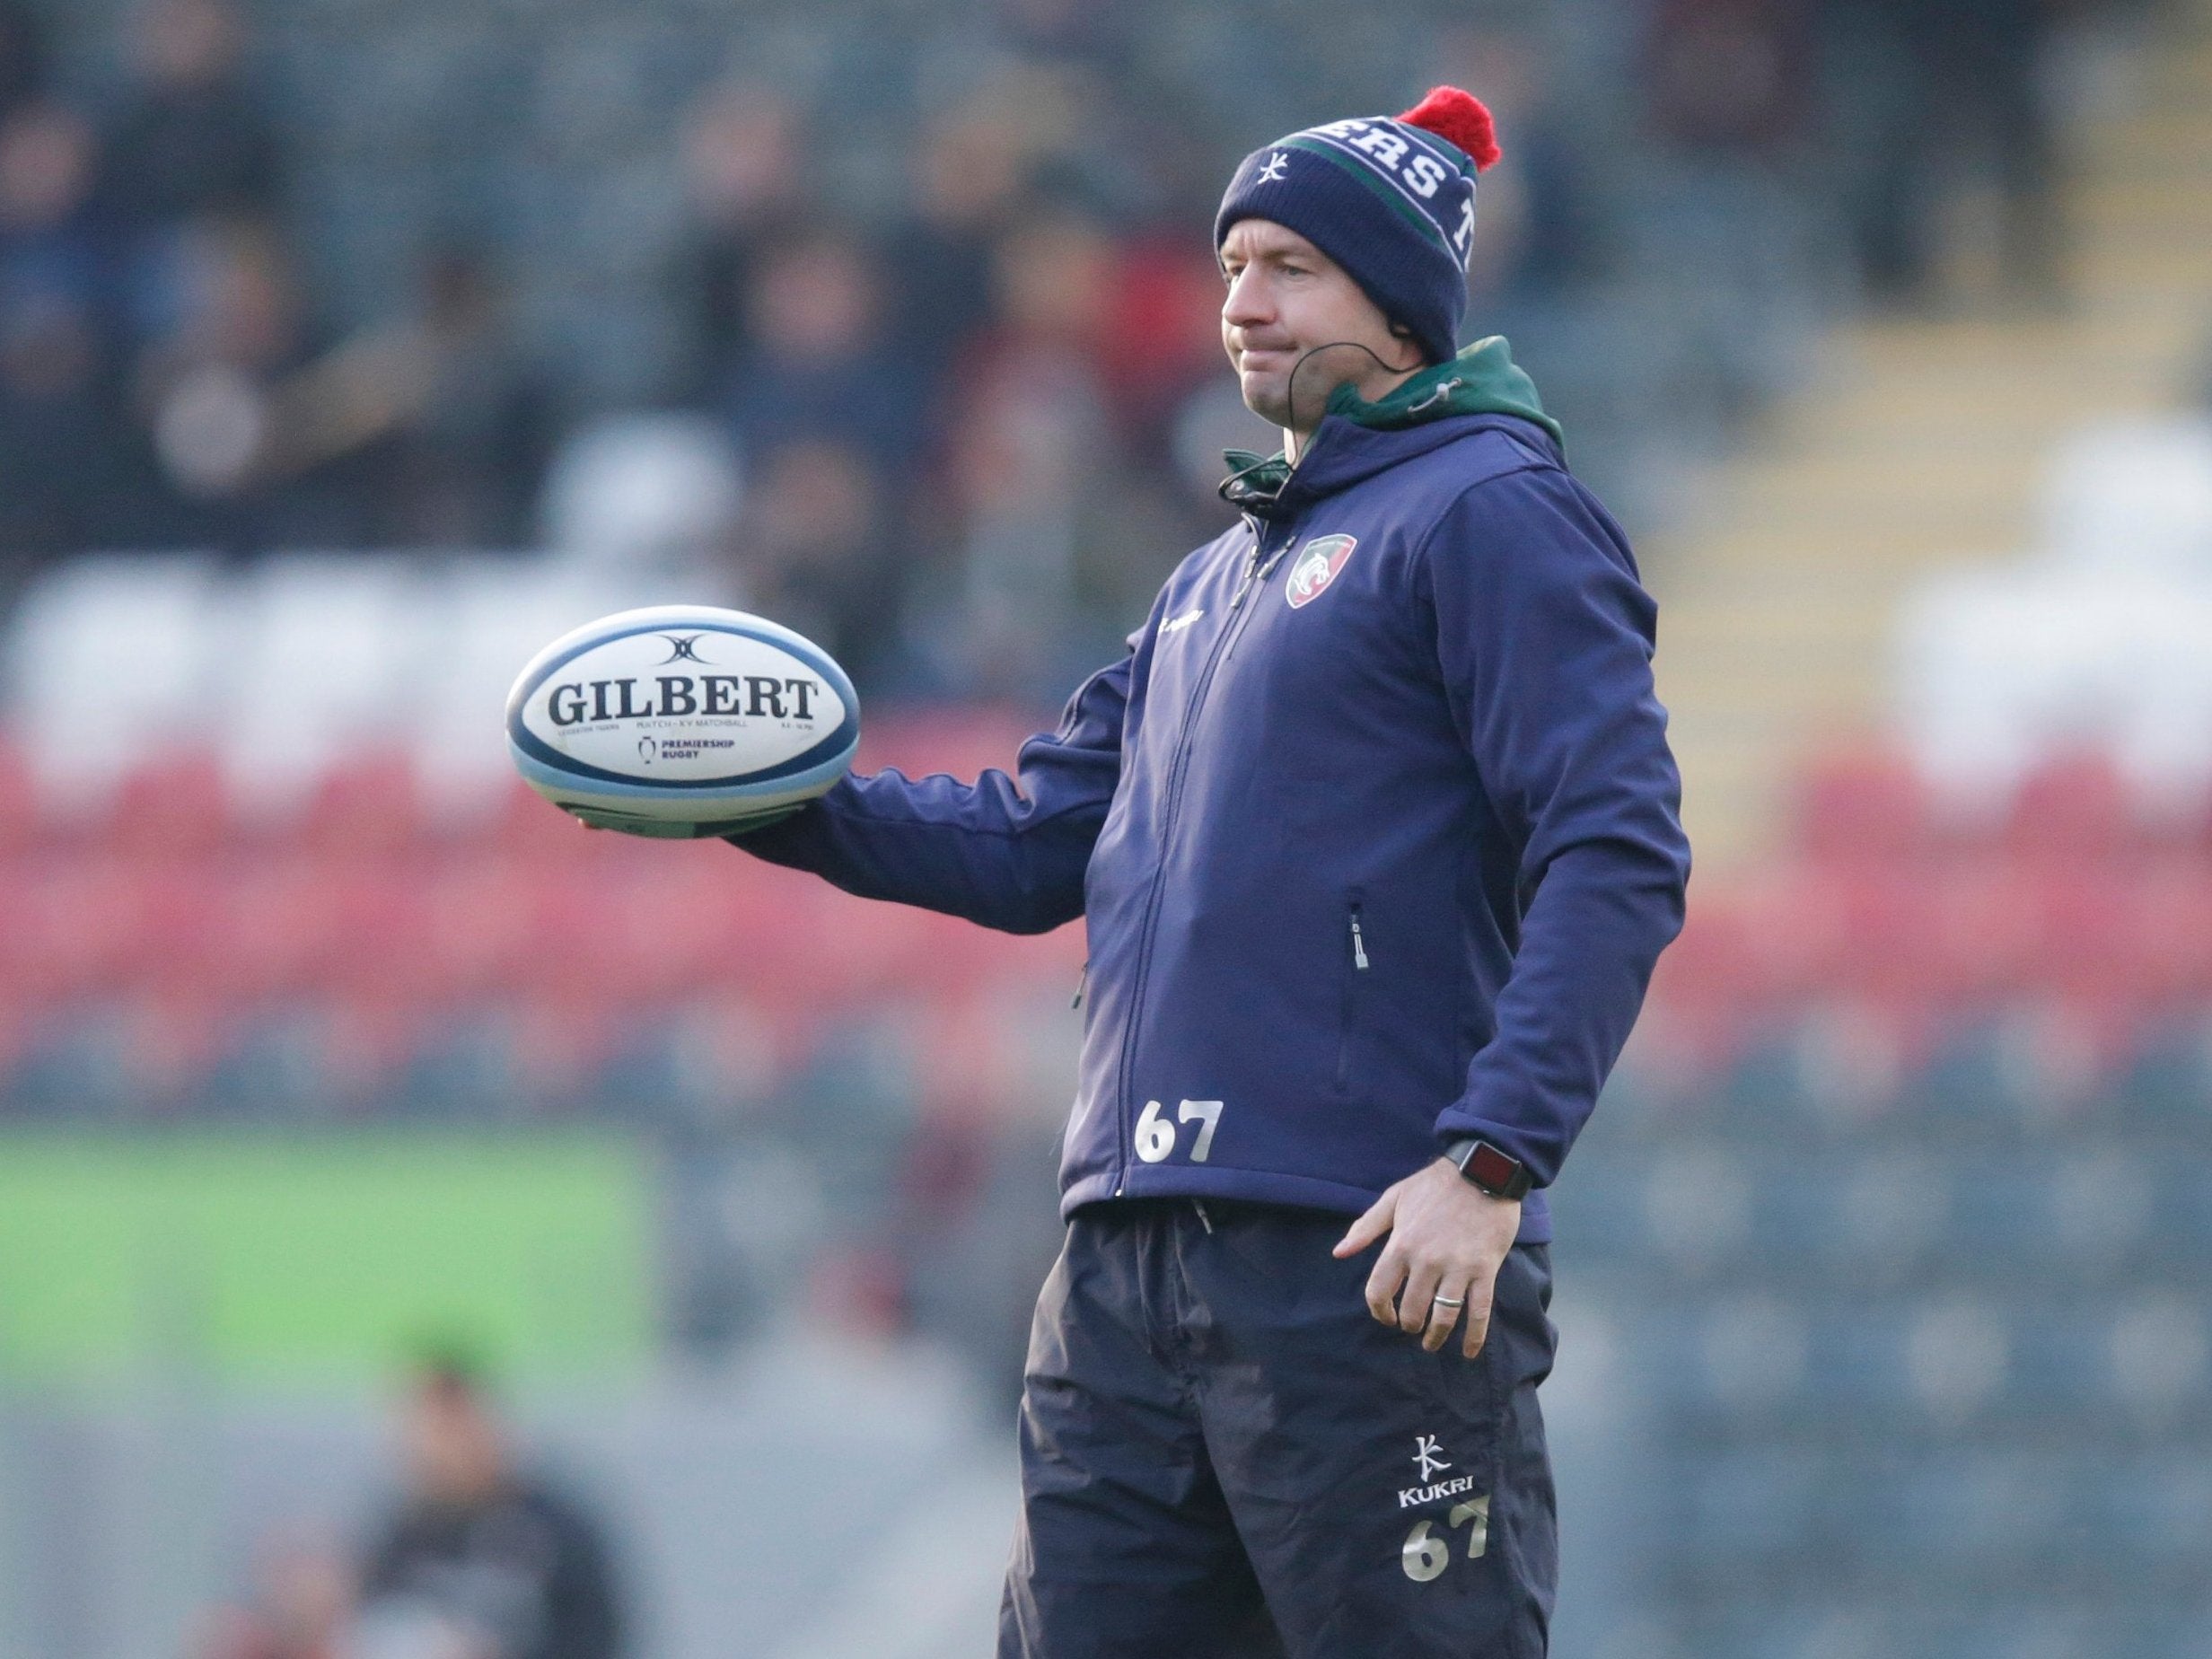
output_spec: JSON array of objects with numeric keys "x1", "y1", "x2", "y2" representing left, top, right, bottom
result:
[
  {"x1": 885, "y1": 57, "x2": 1146, "y2": 379},
  {"x1": 1090, "y1": 231, "x2": 1220, "y2": 446},
  {"x1": 356, "y1": 1357, "x2": 625, "y2": 1659},
  {"x1": 993, "y1": 0, "x2": 1139, "y2": 73},
  {"x1": 0, "y1": 2, "x2": 47, "y2": 127},
  {"x1": 1839, "y1": 0, "x2": 2063, "y2": 305},
  {"x1": 981, "y1": 208, "x2": 1117, "y2": 378},
  {"x1": 1436, "y1": 29, "x2": 1602, "y2": 312},
  {"x1": 724, "y1": 224, "x2": 925, "y2": 475},
  {"x1": 727, "y1": 434, "x2": 900, "y2": 680},
  {"x1": 0, "y1": 90, "x2": 127, "y2": 572},
  {"x1": 277, "y1": 247, "x2": 555, "y2": 548},
  {"x1": 0, "y1": 291, "x2": 128, "y2": 571},
  {"x1": 96, "y1": 0, "x2": 281, "y2": 233},
  {"x1": 1643, "y1": 0, "x2": 1816, "y2": 157},
  {"x1": 917, "y1": 208, "x2": 1119, "y2": 696},
  {"x1": 665, "y1": 83, "x2": 808, "y2": 400},
  {"x1": 129, "y1": 217, "x2": 340, "y2": 549},
  {"x1": 887, "y1": 108, "x2": 1031, "y2": 382},
  {"x1": 0, "y1": 100, "x2": 106, "y2": 311},
  {"x1": 191, "y1": 1530, "x2": 354, "y2": 1659}
]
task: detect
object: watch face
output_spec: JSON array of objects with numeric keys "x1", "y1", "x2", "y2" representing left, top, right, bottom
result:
[{"x1": 1466, "y1": 1142, "x2": 1523, "y2": 1194}]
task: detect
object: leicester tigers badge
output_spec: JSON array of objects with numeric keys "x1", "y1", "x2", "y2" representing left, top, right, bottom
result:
[{"x1": 1285, "y1": 534, "x2": 1356, "y2": 609}]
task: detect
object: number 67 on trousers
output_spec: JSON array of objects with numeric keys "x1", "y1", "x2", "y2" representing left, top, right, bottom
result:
[{"x1": 1401, "y1": 1497, "x2": 1490, "y2": 1582}]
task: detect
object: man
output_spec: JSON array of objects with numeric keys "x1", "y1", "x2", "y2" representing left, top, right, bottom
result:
[
  {"x1": 356, "y1": 1357, "x2": 625, "y2": 1659},
  {"x1": 733, "y1": 84, "x2": 1690, "y2": 1657}
]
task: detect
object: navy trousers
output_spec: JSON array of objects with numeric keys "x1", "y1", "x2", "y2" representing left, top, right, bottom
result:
[{"x1": 999, "y1": 1198, "x2": 1558, "y2": 1658}]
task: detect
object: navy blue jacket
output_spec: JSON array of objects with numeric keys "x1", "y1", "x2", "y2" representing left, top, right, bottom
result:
[{"x1": 736, "y1": 409, "x2": 1690, "y2": 1242}]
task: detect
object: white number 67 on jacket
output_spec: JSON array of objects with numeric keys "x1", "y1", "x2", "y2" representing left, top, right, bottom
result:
[{"x1": 1134, "y1": 1099, "x2": 1224, "y2": 1163}]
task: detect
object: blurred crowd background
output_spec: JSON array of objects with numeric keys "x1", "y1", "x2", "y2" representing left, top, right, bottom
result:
[
  {"x1": 0, "y1": 0, "x2": 2120, "y2": 697},
  {"x1": 1, "y1": 0, "x2": 2210, "y2": 1655}
]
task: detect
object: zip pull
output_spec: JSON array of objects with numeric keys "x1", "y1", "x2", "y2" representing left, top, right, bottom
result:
[
  {"x1": 1071, "y1": 961, "x2": 1090, "y2": 1009},
  {"x1": 1232, "y1": 554, "x2": 1260, "y2": 609},
  {"x1": 1349, "y1": 913, "x2": 1369, "y2": 970},
  {"x1": 1231, "y1": 528, "x2": 1268, "y2": 609}
]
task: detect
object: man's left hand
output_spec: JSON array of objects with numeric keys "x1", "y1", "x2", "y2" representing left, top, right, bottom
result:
[{"x1": 1333, "y1": 1158, "x2": 1521, "y2": 1357}]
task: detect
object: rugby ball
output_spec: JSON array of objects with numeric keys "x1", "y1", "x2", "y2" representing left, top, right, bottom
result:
[{"x1": 505, "y1": 605, "x2": 859, "y2": 838}]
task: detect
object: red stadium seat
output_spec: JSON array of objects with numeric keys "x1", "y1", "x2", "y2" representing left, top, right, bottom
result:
[
  {"x1": 601, "y1": 860, "x2": 751, "y2": 1003},
  {"x1": 2120, "y1": 858, "x2": 2212, "y2": 1016},
  {"x1": 295, "y1": 752, "x2": 429, "y2": 857},
  {"x1": 210, "y1": 856, "x2": 351, "y2": 1004},
  {"x1": 492, "y1": 776, "x2": 601, "y2": 865},
  {"x1": 702, "y1": 860, "x2": 860, "y2": 1008},
  {"x1": 0, "y1": 734, "x2": 42, "y2": 855},
  {"x1": 2025, "y1": 863, "x2": 2137, "y2": 1003},
  {"x1": 130, "y1": 860, "x2": 228, "y2": 998},
  {"x1": 318, "y1": 864, "x2": 440, "y2": 1005},
  {"x1": 2000, "y1": 750, "x2": 2141, "y2": 869},
  {"x1": 1740, "y1": 861, "x2": 1943, "y2": 1008},
  {"x1": 522, "y1": 854, "x2": 777, "y2": 1013},
  {"x1": 10, "y1": 852, "x2": 169, "y2": 999},
  {"x1": 1789, "y1": 742, "x2": 1938, "y2": 869},
  {"x1": 1925, "y1": 856, "x2": 2139, "y2": 1036},
  {"x1": 101, "y1": 751, "x2": 233, "y2": 859},
  {"x1": 1926, "y1": 862, "x2": 2047, "y2": 1013},
  {"x1": 416, "y1": 855, "x2": 556, "y2": 1003},
  {"x1": 1637, "y1": 891, "x2": 1767, "y2": 1075}
]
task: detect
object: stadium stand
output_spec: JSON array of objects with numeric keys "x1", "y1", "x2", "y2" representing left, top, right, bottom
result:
[
  {"x1": 1572, "y1": 733, "x2": 2212, "y2": 1656},
  {"x1": 1648, "y1": 7, "x2": 2212, "y2": 872},
  {"x1": 1898, "y1": 414, "x2": 2212, "y2": 812}
]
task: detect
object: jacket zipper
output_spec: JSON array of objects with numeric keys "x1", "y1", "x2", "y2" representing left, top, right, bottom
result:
[
  {"x1": 1338, "y1": 898, "x2": 1371, "y2": 1091},
  {"x1": 1111, "y1": 514, "x2": 1290, "y2": 1195}
]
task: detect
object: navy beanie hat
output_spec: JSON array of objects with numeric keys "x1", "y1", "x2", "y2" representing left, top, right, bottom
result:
[{"x1": 1214, "y1": 86, "x2": 1501, "y2": 368}]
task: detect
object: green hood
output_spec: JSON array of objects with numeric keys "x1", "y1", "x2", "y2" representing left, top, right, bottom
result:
[{"x1": 1221, "y1": 336, "x2": 1559, "y2": 503}]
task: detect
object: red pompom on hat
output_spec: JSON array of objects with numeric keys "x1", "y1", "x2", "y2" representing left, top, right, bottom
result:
[{"x1": 1398, "y1": 85, "x2": 1501, "y2": 172}]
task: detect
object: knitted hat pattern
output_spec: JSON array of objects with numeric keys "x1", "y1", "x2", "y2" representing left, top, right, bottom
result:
[{"x1": 1214, "y1": 86, "x2": 1502, "y2": 368}]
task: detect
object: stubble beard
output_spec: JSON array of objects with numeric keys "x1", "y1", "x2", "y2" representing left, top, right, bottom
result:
[
  {"x1": 1240, "y1": 371, "x2": 1294, "y2": 432},
  {"x1": 1239, "y1": 341, "x2": 1384, "y2": 435}
]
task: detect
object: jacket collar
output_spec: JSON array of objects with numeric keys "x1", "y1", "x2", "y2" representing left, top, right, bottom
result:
[{"x1": 1220, "y1": 335, "x2": 1559, "y2": 521}]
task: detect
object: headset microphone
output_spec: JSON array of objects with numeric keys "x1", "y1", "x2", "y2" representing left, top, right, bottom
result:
[{"x1": 1284, "y1": 338, "x2": 1426, "y2": 434}]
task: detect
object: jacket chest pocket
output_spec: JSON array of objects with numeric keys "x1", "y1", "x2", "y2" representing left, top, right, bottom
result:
[{"x1": 1336, "y1": 891, "x2": 1371, "y2": 1093}]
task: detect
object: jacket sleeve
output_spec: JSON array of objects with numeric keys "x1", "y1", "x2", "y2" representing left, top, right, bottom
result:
[
  {"x1": 1421, "y1": 458, "x2": 1691, "y2": 1186},
  {"x1": 724, "y1": 643, "x2": 1133, "y2": 935}
]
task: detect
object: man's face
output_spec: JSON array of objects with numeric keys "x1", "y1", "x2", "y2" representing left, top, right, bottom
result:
[
  {"x1": 1219, "y1": 218, "x2": 1418, "y2": 433},
  {"x1": 402, "y1": 1377, "x2": 506, "y2": 1506}
]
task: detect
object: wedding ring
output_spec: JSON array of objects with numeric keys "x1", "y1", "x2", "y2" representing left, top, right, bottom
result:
[{"x1": 1431, "y1": 1294, "x2": 1465, "y2": 1308}]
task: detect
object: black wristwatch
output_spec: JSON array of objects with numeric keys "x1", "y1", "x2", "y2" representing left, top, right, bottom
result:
[{"x1": 1443, "y1": 1138, "x2": 1532, "y2": 1200}]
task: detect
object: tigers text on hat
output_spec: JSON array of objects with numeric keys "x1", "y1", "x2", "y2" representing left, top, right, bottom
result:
[{"x1": 1215, "y1": 86, "x2": 1501, "y2": 368}]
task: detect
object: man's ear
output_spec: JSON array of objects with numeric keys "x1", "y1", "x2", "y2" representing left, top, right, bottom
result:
[{"x1": 1386, "y1": 320, "x2": 1425, "y2": 369}]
